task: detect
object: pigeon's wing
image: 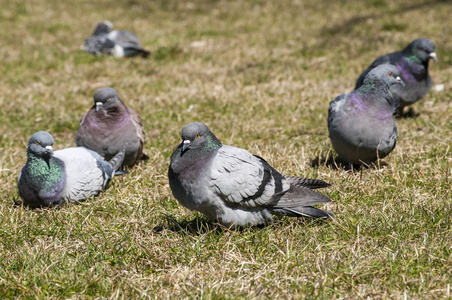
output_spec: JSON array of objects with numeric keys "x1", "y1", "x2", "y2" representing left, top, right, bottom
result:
[
  {"x1": 109, "y1": 30, "x2": 150, "y2": 57},
  {"x1": 16, "y1": 166, "x2": 37, "y2": 205},
  {"x1": 109, "y1": 30, "x2": 142, "y2": 48},
  {"x1": 75, "y1": 110, "x2": 91, "y2": 140},
  {"x1": 283, "y1": 175, "x2": 331, "y2": 189},
  {"x1": 83, "y1": 35, "x2": 115, "y2": 55},
  {"x1": 209, "y1": 145, "x2": 290, "y2": 208},
  {"x1": 327, "y1": 93, "x2": 347, "y2": 130},
  {"x1": 77, "y1": 110, "x2": 89, "y2": 127},
  {"x1": 368, "y1": 55, "x2": 392, "y2": 69},
  {"x1": 127, "y1": 106, "x2": 146, "y2": 161},
  {"x1": 54, "y1": 147, "x2": 113, "y2": 202}
]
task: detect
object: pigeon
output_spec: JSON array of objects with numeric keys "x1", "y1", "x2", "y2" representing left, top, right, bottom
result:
[
  {"x1": 18, "y1": 131, "x2": 126, "y2": 208},
  {"x1": 328, "y1": 64, "x2": 405, "y2": 166},
  {"x1": 83, "y1": 21, "x2": 150, "y2": 58},
  {"x1": 355, "y1": 38, "x2": 437, "y2": 115},
  {"x1": 76, "y1": 87, "x2": 147, "y2": 167},
  {"x1": 168, "y1": 122, "x2": 333, "y2": 228}
]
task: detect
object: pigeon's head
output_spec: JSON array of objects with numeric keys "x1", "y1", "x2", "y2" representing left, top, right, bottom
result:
[
  {"x1": 93, "y1": 21, "x2": 114, "y2": 36},
  {"x1": 408, "y1": 38, "x2": 437, "y2": 63},
  {"x1": 27, "y1": 131, "x2": 54, "y2": 158},
  {"x1": 364, "y1": 64, "x2": 405, "y2": 87},
  {"x1": 92, "y1": 87, "x2": 120, "y2": 111},
  {"x1": 180, "y1": 122, "x2": 222, "y2": 153}
]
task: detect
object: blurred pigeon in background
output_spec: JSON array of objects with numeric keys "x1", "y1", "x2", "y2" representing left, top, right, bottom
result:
[
  {"x1": 355, "y1": 38, "x2": 437, "y2": 116},
  {"x1": 83, "y1": 21, "x2": 150, "y2": 58}
]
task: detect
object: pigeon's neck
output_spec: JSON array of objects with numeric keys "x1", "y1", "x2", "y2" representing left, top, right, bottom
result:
[
  {"x1": 396, "y1": 58, "x2": 427, "y2": 83},
  {"x1": 170, "y1": 141, "x2": 221, "y2": 176},
  {"x1": 25, "y1": 153, "x2": 66, "y2": 200},
  {"x1": 170, "y1": 132, "x2": 222, "y2": 176},
  {"x1": 353, "y1": 86, "x2": 396, "y2": 118},
  {"x1": 104, "y1": 101, "x2": 127, "y2": 116},
  {"x1": 91, "y1": 102, "x2": 130, "y2": 127},
  {"x1": 205, "y1": 135, "x2": 222, "y2": 151},
  {"x1": 359, "y1": 80, "x2": 389, "y2": 94},
  {"x1": 26, "y1": 152, "x2": 63, "y2": 178},
  {"x1": 186, "y1": 137, "x2": 222, "y2": 164},
  {"x1": 402, "y1": 48, "x2": 422, "y2": 65}
]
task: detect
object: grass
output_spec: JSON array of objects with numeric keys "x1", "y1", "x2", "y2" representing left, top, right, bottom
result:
[{"x1": 0, "y1": 0, "x2": 451, "y2": 298}]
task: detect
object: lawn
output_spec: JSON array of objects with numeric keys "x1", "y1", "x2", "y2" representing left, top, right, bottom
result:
[{"x1": 0, "y1": 0, "x2": 451, "y2": 298}]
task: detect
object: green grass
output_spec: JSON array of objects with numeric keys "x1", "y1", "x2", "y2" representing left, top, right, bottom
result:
[{"x1": 0, "y1": 0, "x2": 451, "y2": 298}]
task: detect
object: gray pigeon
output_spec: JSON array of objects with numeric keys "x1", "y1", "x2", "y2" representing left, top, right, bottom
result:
[
  {"x1": 18, "y1": 131, "x2": 125, "y2": 208},
  {"x1": 328, "y1": 64, "x2": 405, "y2": 166},
  {"x1": 355, "y1": 38, "x2": 437, "y2": 115},
  {"x1": 83, "y1": 21, "x2": 150, "y2": 58},
  {"x1": 76, "y1": 87, "x2": 147, "y2": 167},
  {"x1": 168, "y1": 122, "x2": 333, "y2": 228}
]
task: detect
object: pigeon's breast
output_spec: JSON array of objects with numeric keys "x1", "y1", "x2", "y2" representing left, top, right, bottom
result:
[
  {"x1": 18, "y1": 158, "x2": 67, "y2": 207},
  {"x1": 169, "y1": 149, "x2": 218, "y2": 210}
]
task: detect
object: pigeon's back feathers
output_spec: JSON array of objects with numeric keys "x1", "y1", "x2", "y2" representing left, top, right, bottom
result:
[
  {"x1": 54, "y1": 148, "x2": 119, "y2": 202},
  {"x1": 209, "y1": 145, "x2": 290, "y2": 208}
]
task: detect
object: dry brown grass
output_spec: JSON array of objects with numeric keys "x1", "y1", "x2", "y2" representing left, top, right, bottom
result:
[{"x1": 0, "y1": 0, "x2": 451, "y2": 298}]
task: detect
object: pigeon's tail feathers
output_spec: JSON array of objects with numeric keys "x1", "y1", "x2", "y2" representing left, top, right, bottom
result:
[
  {"x1": 271, "y1": 206, "x2": 333, "y2": 219},
  {"x1": 123, "y1": 47, "x2": 150, "y2": 58},
  {"x1": 141, "y1": 152, "x2": 150, "y2": 160},
  {"x1": 276, "y1": 185, "x2": 332, "y2": 207},
  {"x1": 268, "y1": 184, "x2": 333, "y2": 219},
  {"x1": 284, "y1": 175, "x2": 331, "y2": 190},
  {"x1": 109, "y1": 148, "x2": 126, "y2": 171},
  {"x1": 139, "y1": 49, "x2": 150, "y2": 58},
  {"x1": 392, "y1": 93, "x2": 400, "y2": 110},
  {"x1": 115, "y1": 170, "x2": 129, "y2": 176}
]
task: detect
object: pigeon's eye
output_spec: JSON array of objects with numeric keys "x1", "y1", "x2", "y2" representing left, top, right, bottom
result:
[
  {"x1": 196, "y1": 134, "x2": 200, "y2": 139},
  {"x1": 388, "y1": 72, "x2": 393, "y2": 77},
  {"x1": 36, "y1": 142, "x2": 40, "y2": 146},
  {"x1": 421, "y1": 48, "x2": 425, "y2": 52},
  {"x1": 107, "y1": 97, "x2": 111, "y2": 101}
]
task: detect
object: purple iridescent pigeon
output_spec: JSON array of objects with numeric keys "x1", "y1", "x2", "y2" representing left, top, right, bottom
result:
[
  {"x1": 168, "y1": 122, "x2": 333, "y2": 228},
  {"x1": 355, "y1": 38, "x2": 437, "y2": 115},
  {"x1": 18, "y1": 131, "x2": 125, "y2": 208},
  {"x1": 76, "y1": 87, "x2": 147, "y2": 167},
  {"x1": 329, "y1": 64, "x2": 405, "y2": 166},
  {"x1": 83, "y1": 21, "x2": 150, "y2": 58}
]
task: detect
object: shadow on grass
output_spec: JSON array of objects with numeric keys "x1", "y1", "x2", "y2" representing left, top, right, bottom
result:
[
  {"x1": 310, "y1": 154, "x2": 388, "y2": 172},
  {"x1": 154, "y1": 214, "x2": 224, "y2": 236},
  {"x1": 395, "y1": 107, "x2": 420, "y2": 119},
  {"x1": 155, "y1": 211, "x2": 334, "y2": 236},
  {"x1": 322, "y1": 0, "x2": 448, "y2": 37}
]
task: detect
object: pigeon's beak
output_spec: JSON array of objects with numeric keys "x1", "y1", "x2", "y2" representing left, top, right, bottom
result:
[
  {"x1": 44, "y1": 145, "x2": 53, "y2": 157},
  {"x1": 429, "y1": 52, "x2": 438, "y2": 62},
  {"x1": 95, "y1": 102, "x2": 103, "y2": 112},
  {"x1": 396, "y1": 76, "x2": 405, "y2": 86},
  {"x1": 182, "y1": 140, "x2": 190, "y2": 152}
]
